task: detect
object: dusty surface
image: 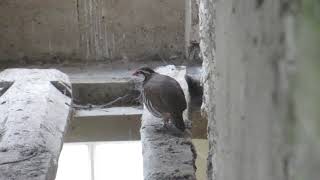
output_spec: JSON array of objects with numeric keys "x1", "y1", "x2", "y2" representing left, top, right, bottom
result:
[
  {"x1": 0, "y1": 0, "x2": 185, "y2": 63},
  {"x1": 0, "y1": 69, "x2": 72, "y2": 180},
  {"x1": 140, "y1": 65, "x2": 196, "y2": 180}
]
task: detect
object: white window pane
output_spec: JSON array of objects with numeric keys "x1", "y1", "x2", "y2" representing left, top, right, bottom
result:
[
  {"x1": 94, "y1": 141, "x2": 143, "y2": 180},
  {"x1": 56, "y1": 144, "x2": 91, "y2": 180}
]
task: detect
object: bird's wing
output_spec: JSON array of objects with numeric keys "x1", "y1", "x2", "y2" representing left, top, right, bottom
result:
[
  {"x1": 144, "y1": 82, "x2": 167, "y2": 114},
  {"x1": 157, "y1": 75, "x2": 187, "y2": 113},
  {"x1": 144, "y1": 74, "x2": 187, "y2": 114}
]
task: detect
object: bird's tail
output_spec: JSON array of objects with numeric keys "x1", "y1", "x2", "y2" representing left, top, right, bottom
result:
[{"x1": 172, "y1": 113, "x2": 185, "y2": 132}]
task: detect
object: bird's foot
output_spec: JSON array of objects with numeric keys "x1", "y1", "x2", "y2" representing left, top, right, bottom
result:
[
  {"x1": 154, "y1": 123, "x2": 169, "y2": 132},
  {"x1": 162, "y1": 123, "x2": 168, "y2": 129}
]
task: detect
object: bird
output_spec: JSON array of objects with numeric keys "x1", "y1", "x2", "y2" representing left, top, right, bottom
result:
[{"x1": 132, "y1": 67, "x2": 187, "y2": 131}]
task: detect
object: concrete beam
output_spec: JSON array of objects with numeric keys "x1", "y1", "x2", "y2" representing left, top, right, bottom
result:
[
  {"x1": 65, "y1": 106, "x2": 206, "y2": 142},
  {"x1": 140, "y1": 65, "x2": 197, "y2": 180},
  {"x1": 0, "y1": 69, "x2": 72, "y2": 180},
  {"x1": 72, "y1": 81, "x2": 139, "y2": 106},
  {"x1": 63, "y1": 65, "x2": 206, "y2": 142},
  {"x1": 65, "y1": 107, "x2": 142, "y2": 142}
]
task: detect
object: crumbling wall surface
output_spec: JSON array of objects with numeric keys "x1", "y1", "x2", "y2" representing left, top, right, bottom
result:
[
  {"x1": 0, "y1": 69, "x2": 72, "y2": 180},
  {"x1": 0, "y1": 0, "x2": 185, "y2": 63},
  {"x1": 140, "y1": 65, "x2": 197, "y2": 180},
  {"x1": 198, "y1": 0, "x2": 216, "y2": 179},
  {"x1": 200, "y1": 0, "x2": 292, "y2": 179}
]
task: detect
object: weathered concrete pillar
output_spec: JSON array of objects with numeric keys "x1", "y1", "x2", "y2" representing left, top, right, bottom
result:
[
  {"x1": 200, "y1": 0, "x2": 295, "y2": 179},
  {"x1": 198, "y1": 0, "x2": 216, "y2": 179},
  {"x1": 0, "y1": 69, "x2": 72, "y2": 180},
  {"x1": 140, "y1": 65, "x2": 197, "y2": 180}
]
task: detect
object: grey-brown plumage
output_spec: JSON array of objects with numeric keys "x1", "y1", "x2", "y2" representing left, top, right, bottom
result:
[{"x1": 133, "y1": 67, "x2": 186, "y2": 131}]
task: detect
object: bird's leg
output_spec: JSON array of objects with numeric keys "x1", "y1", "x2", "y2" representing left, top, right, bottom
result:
[
  {"x1": 163, "y1": 118, "x2": 169, "y2": 128},
  {"x1": 162, "y1": 113, "x2": 170, "y2": 129}
]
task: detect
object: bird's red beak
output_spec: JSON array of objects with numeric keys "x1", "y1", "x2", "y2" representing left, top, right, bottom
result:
[{"x1": 132, "y1": 71, "x2": 138, "y2": 76}]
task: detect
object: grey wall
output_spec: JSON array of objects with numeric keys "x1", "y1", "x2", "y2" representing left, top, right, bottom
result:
[
  {"x1": 0, "y1": 0, "x2": 185, "y2": 63},
  {"x1": 294, "y1": 0, "x2": 320, "y2": 179},
  {"x1": 200, "y1": 0, "x2": 296, "y2": 179}
]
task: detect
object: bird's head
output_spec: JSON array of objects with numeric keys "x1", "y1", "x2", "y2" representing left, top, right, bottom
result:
[{"x1": 132, "y1": 67, "x2": 155, "y2": 79}]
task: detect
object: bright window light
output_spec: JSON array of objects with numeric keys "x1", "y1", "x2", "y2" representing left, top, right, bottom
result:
[
  {"x1": 95, "y1": 141, "x2": 143, "y2": 180},
  {"x1": 55, "y1": 144, "x2": 91, "y2": 180},
  {"x1": 55, "y1": 141, "x2": 143, "y2": 180}
]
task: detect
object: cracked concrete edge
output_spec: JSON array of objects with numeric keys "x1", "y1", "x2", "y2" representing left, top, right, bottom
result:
[
  {"x1": 140, "y1": 65, "x2": 197, "y2": 180},
  {"x1": 0, "y1": 69, "x2": 72, "y2": 180},
  {"x1": 199, "y1": 0, "x2": 216, "y2": 179},
  {"x1": 0, "y1": 68, "x2": 70, "y2": 82}
]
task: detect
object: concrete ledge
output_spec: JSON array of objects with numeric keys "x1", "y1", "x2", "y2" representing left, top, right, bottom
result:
[
  {"x1": 72, "y1": 81, "x2": 139, "y2": 106},
  {"x1": 0, "y1": 69, "x2": 72, "y2": 180},
  {"x1": 65, "y1": 106, "x2": 206, "y2": 142},
  {"x1": 65, "y1": 107, "x2": 142, "y2": 142},
  {"x1": 140, "y1": 65, "x2": 197, "y2": 180},
  {"x1": 62, "y1": 65, "x2": 206, "y2": 142},
  {"x1": 74, "y1": 106, "x2": 142, "y2": 117}
]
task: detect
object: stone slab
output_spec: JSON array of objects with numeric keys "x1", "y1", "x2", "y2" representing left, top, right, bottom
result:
[{"x1": 0, "y1": 69, "x2": 72, "y2": 180}]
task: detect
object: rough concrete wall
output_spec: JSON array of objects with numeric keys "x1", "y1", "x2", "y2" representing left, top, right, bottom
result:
[
  {"x1": 0, "y1": 0, "x2": 79, "y2": 63},
  {"x1": 198, "y1": 0, "x2": 216, "y2": 179},
  {"x1": 200, "y1": 0, "x2": 293, "y2": 179},
  {"x1": 0, "y1": 69, "x2": 72, "y2": 180},
  {"x1": 0, "y1": 0, "x2": 185, "y2": 63},
  {"x1": 293, "y1": 0, "x2": 320, "y2": 179},
  {"x1": 185, "y1": 0, "x2": 200, "y2": 60},
  {"x1": 140, "y1": 65, "x2": 196, "y2": 180}
]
